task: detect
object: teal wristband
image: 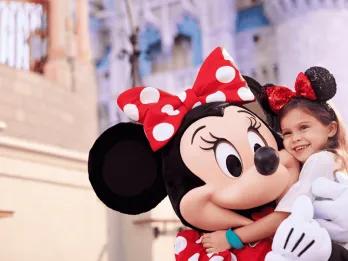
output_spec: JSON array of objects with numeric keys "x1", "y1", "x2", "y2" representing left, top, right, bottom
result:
[{"x1": 226, "y1": 229, "x2": 244, "y2": 249}]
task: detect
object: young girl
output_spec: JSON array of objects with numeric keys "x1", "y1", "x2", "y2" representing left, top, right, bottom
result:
[{"x1": 202, "y1": 66, "x2": 348, "y2": 254}]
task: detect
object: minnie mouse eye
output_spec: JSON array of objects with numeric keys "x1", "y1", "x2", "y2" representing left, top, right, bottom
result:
[
  {"x1": 247, "y1": 129, "x2": 266, "y2": 153},
  {"x1": 215, "y1": 141, "x2": 243, "y2": 178}
]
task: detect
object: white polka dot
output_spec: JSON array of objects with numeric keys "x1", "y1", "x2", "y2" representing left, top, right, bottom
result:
[
  {"x1": 216, "y1": 66, "x2": 236, "y2": 83},
  {"x1": 206, "y1": 91, "x2": 226, "y2": 103},
  {"x1": 238, "y1": 86, "x2": 255, "y2": 101},
  {"x1": 222, "y1": 48, "x2": 236, "y2": 64},
  {"x1": 188, "y1": 253, "x2": 200, "y2": 261},
  {"x1": 177, "y1": 91, "x2": 187, "y2": 103},
  {"x1": 231, "y1": 253, "x2": 238, "y2": 261},
  {"x1": 192, "y1": 101, "x2": 202, "y2": 109},
  {"x1": 195, "y1": 236, "x2": 203, "y2": 244},
  {"x1": 140, "y1": 87, "x2": 160, "y2": 104},
  {"x1": 209, "y1": 256, "x2": 224, "y2": 261},
  {"x1": 123, "y1": 104, "x2": 139, "y2": 121},
  {"x1": 207, "y1": 253, "x2": 214, "y2": 258},
  {"x1": 174, "y1": 236, "x2": 187, "y2": 254},
  {"x1": 153, "y1": 123, "x2": 175, "y2": 142},
  {"x1": 161, "y1": 104, "x2": 180, "y2": 116}
]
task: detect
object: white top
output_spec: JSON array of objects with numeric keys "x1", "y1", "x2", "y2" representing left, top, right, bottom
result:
[{"x1": 276, "y1": 151, "x2": 337, "y2": 212}]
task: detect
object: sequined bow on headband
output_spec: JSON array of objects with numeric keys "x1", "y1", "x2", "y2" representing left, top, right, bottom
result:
[
  {"x1": 117, "y1": 47, "x2": 255, "y2": 151},
  {"x1": 265, "y1": 72, "x2": 317, "y2": 113}
]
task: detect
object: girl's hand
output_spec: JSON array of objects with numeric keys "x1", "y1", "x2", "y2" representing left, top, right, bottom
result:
[
  {"x1": 279, "y1": 149, "x2": 300, "y2": 169},
  {"x1": 201, "y1": 230, "x2": 230, "y2": 253}
]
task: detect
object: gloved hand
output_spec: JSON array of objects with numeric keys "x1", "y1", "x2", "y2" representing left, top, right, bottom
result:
[
  {"x1": 265, "y1": 195, "x2": 331, "y2": 261},
  {"x1": 312, "y1": 172, "x2": 348, "y2": 245}
]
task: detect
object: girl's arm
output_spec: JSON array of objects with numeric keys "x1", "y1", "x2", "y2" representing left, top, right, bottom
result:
[
  {"x1": 234, "y1": 211, "x2": 289, "y2": 243},
  {"x1": 202, "y1": 211, "x2": 289, "y2": 253}
]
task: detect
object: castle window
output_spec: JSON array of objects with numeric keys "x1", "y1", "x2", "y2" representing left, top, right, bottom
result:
[
  {"x1": 0, "y1": 0, "x2": 48, "y2": 73},
  {"x1": 171, "y1": 34, "x2": 192, "y2": 70},
  {"x1": 151, "y1": 34, "x2": 192, "y2": 73},
  {"x1": 253, "y1": 34, "x2": 260, "y2": 43}
]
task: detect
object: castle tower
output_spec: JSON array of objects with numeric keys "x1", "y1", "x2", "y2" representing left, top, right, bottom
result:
[
  {"x1": 0, "y1": 0, "x2": 107, "y2": 260},
  {"x1": 264, "y1": 0, "x2": 348, "y2": 119}
]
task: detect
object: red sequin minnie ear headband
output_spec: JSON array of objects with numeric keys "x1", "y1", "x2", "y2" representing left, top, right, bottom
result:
[
  {"x1": 264, "y1": 66, "x2": 337, "y2": 114},
  {"x1": 117, "y1": 47, "x2": 255, "y2": 151}
]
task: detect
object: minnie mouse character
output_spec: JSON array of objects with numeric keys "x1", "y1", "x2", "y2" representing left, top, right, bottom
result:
[{"x1": 88, "y1": 47, "x2": 348, "y2": 260}]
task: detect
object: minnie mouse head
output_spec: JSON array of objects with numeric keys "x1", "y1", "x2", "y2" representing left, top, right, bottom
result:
[{"x1": 88, "y1": 47, "x2": 295, "y2": 232}]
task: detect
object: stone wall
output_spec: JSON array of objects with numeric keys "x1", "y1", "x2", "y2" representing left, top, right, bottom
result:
[
  {"x1": 0, "y1": 138, "x2": 108, "y2": 261},
  {"x1": 0, "y1": 64, "x2": 98, "y2": 152}
]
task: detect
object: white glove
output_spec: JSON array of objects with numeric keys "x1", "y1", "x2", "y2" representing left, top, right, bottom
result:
[
  {"x1": 265, "y1": 195, "x2": 331, "y2": 261},
  {"x1": 312, "y1": 172, "x2": 348, "y2": 243}
]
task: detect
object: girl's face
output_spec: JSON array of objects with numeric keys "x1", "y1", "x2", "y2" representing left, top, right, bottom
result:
[{"x1": 280, "y1": 108, "x2": 337, "y2": 163}]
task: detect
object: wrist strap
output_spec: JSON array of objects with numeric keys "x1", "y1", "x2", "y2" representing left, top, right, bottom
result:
[{"x1": 226, "y1": 229, "x2": 244, "y2": 249}]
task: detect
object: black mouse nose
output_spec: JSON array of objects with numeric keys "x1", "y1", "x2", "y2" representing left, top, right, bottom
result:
[{"x1": 254, "y1": 146, "x2": 280, "y2": 176}]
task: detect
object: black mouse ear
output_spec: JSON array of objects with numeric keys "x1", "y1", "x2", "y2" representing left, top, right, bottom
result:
[
  {"x1": 88, "y1": 122, "x2": 167, "y2": 214},
  {"x1": 244, "y1": 76, "x2": 283, "y2": 147},
  {"x1": 243, "y1": 75, "x2": 263, "y2": 98},
  {"x1": 304, "y1": 66, "x2": 336, "y2": 101},
  {"x1": 258, "y1": 83, "x2": 282, "y2": 133},
  {"x1": 244, "y1": 76, "x2": 277, "y2": 124},
  {"x1": 244, "y1": 75, "x2": 272, "y2": 113}
]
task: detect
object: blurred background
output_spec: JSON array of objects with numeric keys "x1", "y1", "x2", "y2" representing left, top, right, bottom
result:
[{"x1": 1, "y1": 0, "x2": 348, "y2": 260}]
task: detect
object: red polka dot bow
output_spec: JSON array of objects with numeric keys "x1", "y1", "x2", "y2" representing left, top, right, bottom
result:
[
  {"x1": 265, "y1": 72, "x2": 317, "y2": 113},
  {"x1": 117, "y1": 47, "x2": 255, "y2": 151}
]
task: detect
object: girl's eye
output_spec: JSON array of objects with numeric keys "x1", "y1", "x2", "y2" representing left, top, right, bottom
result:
[
  {"x1": 282, "y1": 132, "x2": 291, "y2": 138},
  {"x1": 300, "y1": 125, "x2": 309, "y2": 131},
  {"x1": 247, "y1": 129, "x2": 266, "y2": 152},
  {"x1": 215, "y1": 141, "x2": 243, "y2": 178}
]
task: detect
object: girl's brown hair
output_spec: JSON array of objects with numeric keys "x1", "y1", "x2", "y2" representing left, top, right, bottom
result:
[{"x1": 279, "y1": 98, "x2": 348, "y2": 172}]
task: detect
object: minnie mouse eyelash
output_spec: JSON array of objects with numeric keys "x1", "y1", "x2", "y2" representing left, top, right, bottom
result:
[
  {"x1": 248, "y1": 116, "x2": 262, "y2": 130},
  {"x1": 199, "y1": 132, "x2": 225, "y2": 151},
  {"x1": 199, "y1": 118, "x2": 262, "y2": 151}
]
